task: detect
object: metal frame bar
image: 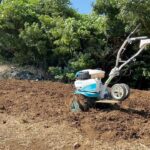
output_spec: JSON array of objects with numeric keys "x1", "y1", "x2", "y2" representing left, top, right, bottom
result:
[
  {"x1": 118, "y1": 46, "x2": 145, "y2": 70},
  {"x1": 104, "y1": 24, "x2": 149, "y2": 86}
]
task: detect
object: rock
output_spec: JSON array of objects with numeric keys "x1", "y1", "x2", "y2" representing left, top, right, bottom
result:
[
  {"x1": 22, "y1": 119, "x2": 29, "y2": 124},
  {"x1": 0, "y1": 65, "x2": 45, "y2": 80},
  {"x1": 73, "y1": 143, "x2": 81, "y2": 149},
  {"x1": 2, "y1": 120, "x2": 7, "y2": 124},
  {"x1": 0, "y1": 70, "x2": 44, "y2": 80},
  {"x1": 15, "y1": 71, "x2": 34, "y2": 80},
  {"x1": 0, "y1": 105, "x2": 6, "y2": 110}
]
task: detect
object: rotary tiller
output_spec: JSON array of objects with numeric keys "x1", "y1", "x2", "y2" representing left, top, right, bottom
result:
[{"x1": 68, "y1": 24, "x2": 150, "y2": 112}]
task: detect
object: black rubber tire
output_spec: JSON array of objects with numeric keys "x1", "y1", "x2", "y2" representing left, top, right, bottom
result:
[{"x1": 111, "y1": 84, "x2": 126, "y2": 101}]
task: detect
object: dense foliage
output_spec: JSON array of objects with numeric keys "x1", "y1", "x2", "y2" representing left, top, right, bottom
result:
[
  {"x1": 93, "y1": 0, "x2": 150, "y2": 88},
  {"x1": 0, "y1": 0, "x2": 149, "y2": 89}
]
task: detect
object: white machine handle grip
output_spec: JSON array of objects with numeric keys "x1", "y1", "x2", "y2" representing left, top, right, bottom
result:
[{"x1": 130, "y1": 36, "x2": 148, "y2": 41}]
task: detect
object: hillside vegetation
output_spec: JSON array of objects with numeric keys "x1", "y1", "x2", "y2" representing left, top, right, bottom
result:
[{"x1": 0, "y1": 0, "x2": 150, "y2": 88}]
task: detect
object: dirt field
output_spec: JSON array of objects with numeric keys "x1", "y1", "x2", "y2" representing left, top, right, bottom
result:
[{"x1": 0, "y1": 79, "x2": 150, "y2": 150}]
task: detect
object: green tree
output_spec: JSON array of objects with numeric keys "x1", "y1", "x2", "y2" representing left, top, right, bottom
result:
[
  {"x1": 93, "y1": 0, "x2": 150, "y2": 88},
  {"x1": 0, "y1": 0, "x2": 149, "y2": 88}
]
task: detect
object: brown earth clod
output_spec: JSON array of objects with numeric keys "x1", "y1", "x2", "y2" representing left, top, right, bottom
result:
[{"x1": 0, "y1": 79, "x2": 150, "y2": 150}]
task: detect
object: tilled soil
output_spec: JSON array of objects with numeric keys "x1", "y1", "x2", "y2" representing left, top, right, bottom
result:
[{"x1": 0, "y1": 79, "x2": 150, "y2": 150}]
